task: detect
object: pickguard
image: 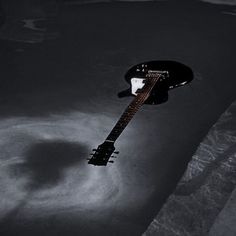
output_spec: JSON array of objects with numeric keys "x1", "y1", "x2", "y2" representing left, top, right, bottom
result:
[{"x1": 130, "y1": 77, "x2": 146, "y2": 96}]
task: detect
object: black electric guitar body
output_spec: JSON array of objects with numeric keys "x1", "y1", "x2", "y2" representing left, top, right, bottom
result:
[
  {"x1": 88, "y1": 61, "x2": 193, "y2": 166},
  {"x1": 120, "y1": 60, "x2": 194, "y2": 105}
]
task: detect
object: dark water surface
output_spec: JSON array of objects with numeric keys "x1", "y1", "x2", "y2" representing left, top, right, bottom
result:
[{"x1": 0, "y1": 1, "x2": 235, "y2": 235}]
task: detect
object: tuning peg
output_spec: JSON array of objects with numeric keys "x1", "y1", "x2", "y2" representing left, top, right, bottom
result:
[
  {"x1": 92, "y1": 149, "x2": 97, "y2": 151},
  {"x1": 113, "y1": 151, "x2": 119, "y2": 154},
  {"x1": 111, "y1": 156, "x2": 117, "y2": 158},
  {"x1": 109, "y1": 160, "x2": 114, "y2": 163}
]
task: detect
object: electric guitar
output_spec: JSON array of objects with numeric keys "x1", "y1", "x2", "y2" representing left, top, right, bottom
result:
[{"x1": 88, "y1": 61, "x2": 193, "y2": 166}]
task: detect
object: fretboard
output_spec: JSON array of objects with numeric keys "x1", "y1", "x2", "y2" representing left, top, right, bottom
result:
[{"x1": 106, "y1": 74, "x2": 162, "y2": 142}]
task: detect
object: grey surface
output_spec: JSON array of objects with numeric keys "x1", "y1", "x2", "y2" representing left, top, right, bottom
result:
[
  {"x1": 209, "y1": 187, "x2": 236, "y2": 236},
  {"x1": 0, "y1": 1, "x2": 236, "y2": 235},
  {"x1": 144, "y1": 100, "x2": 236, "y2": 236}
]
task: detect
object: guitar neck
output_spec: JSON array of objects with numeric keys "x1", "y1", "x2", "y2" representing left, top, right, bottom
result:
[{"x1": 105, "y1": 75, "x2": 161, "y2": 143}]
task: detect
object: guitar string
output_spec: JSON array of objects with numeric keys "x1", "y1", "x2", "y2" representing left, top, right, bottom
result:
[
  {"x1": 106, "y1": 74, "x2": 162, "y2": 142},
  {"x1": 110, "y1": 75, "x2": 161, "y2": 136}
]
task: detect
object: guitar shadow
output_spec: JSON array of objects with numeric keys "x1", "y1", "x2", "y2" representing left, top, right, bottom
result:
[
  {"x1": 10, "y1": 139, "x2": 88, "y2": 191},
  {"x1": 0, "y1": 140, "x2": 88, "y2": 232}
]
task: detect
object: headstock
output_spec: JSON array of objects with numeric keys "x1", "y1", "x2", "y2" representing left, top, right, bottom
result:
[{"x1": 88, "y1": 141, "x2": 119, "y2": 166}]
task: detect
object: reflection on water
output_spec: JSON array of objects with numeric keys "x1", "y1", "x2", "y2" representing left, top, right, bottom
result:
[
  {"x1": 223, "y1": 10, "x2": 236, "y2": 16},
  {"x1": 1, "y1": 0, "x2": 236, "y2": 44},
  {"x1": 0, "y1": 0, "x2": 59, "y2": 43},
  {"x1": 201, "y1": 0, "x2": 236, "y2": 5},
  {"x1": 22, "y1": 19, "x2": 46, "y2": 31}
]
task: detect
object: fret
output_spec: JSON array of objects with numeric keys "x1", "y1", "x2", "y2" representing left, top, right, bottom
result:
[{"x1": 106, "y1": 74, "x2": 162, "y2": 142}]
